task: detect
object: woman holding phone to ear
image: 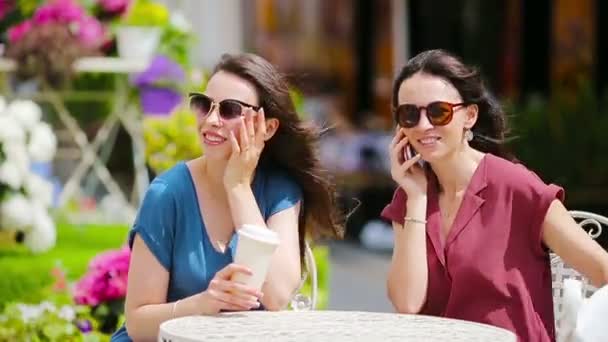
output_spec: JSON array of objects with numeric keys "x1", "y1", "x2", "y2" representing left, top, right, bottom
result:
[
  {"x1": 111, "y1": 53, "x2": 342, "y2": 341},
  {"x1": 382, "y1": 49, "x2": 608, "y2": 341}
]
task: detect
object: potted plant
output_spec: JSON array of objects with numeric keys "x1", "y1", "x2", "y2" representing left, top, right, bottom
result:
[
  {"x1": 143, "y1": 104, "x2": 202, "y2": 174},
  {"x1": 5, "y1": 0, "x2": 106, "y2": 87},
  {"x1": 115, "y1": 0, "x2": 169, "y2": 62},
  {"x1": 73, "y1": 245, "x2": 130, "y2": 334}
]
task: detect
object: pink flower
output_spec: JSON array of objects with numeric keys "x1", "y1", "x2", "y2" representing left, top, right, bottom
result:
[
  {"x1": 75, "y1": 16, "x2": 106, "y2": 48},
  {"x1": 0, "y1": 0, "x2": 14, "y2": 21},
  {"x1": 54, "y1": 0, "x2": 86, "y2": 23},
  {"x1": 32, "y1": 4, "x2": 58, "y2": 25},
  {"x1": 7, "y1": 20, "x2": 32, "y2": 43},
  {"x1": 73, "y1": 246, "x2": 131, "y2": 306},
  {"x1": 33, "y1": 0, "x2": 85, "y2": 25},
  {"x1": 51, "y1": 265, "x2": 68, "y2": 293},
  {"x1": 74, "y1": 273, "x2": 102, "y2": 306},
  {"x1": 98, "y1": 0, "x2": 130, "y2": 15}
]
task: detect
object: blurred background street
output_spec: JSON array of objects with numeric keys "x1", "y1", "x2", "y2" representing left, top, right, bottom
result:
[{"x1": 327, "y1": 241, "x2": 393, "y2": 312}]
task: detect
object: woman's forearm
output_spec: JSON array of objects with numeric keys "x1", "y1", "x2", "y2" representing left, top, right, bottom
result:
[
  {"x1": 387, "y1": 196, "x2": 429, "y2": 314},
  {"x1": 225, "y1": 184, "x2": 300, "y2": 309},
  {"x1": 262, "y1": 254, "x2": 301, "y2": 310},
  {"x1": 225, "y1": 184, "x2": 267, "y2": 229},
  {"x1": 125, "y1": 293, "x2": 203, "y2": 341}
]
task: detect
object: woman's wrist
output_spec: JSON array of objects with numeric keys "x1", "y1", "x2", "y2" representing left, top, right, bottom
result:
[
  {"x1": 406, "y1": 195, "x2": 427, "y2": 208},
  {"x1": 174, "y1": 292, "x2": 209, "y2": 317},
  {"x1": 224, "y1": 180, "x2": 251, "y2": 193},
  {"x1": 405, "y1": 195, "x2": 427, "y2": 222}
]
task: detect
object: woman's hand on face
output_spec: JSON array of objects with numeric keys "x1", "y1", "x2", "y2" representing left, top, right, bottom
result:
[
  {"x1": 223, "y1": 108, "x2": 266, "y2": 189},
  {"x1": 198, "y1": 263, "x2": 263, "y2": 315},
  {"x1": 389, "y1": 127, "x2": 428, "y2": 199}
]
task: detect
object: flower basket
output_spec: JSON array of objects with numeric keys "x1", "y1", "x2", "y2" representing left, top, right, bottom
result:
[{"x1": 115, "y1": 25, "x2": 161, "y2": 62}]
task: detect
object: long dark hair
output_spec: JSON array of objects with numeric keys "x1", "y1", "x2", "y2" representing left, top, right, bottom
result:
[
  {"x1": 212, "y1": 53, "x2": 344, "y2": 258},
  {"x1": 392, "y1": 49, "x2": 514, "y2": 161}
]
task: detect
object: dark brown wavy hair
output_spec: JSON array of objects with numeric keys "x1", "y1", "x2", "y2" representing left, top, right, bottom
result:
[
  {"x1": 392, "y1": 49, "x2": 515, "y2": 161},
  {"x1": 212, "y1": 53, "x2": 344, "y2": 258}
]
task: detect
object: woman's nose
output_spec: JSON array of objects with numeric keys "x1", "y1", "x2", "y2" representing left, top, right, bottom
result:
[
  {"x1": 205, "y1": 104, "x2": 222, "y2": 126},
  {"x1": 414, "y1": 109, "x2": 434, "y2": 130}
]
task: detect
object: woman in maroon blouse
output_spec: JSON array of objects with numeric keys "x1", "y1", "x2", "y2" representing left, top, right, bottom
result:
[{"x1": 381, "y1": 49, "x2": 608, "y2": 342}]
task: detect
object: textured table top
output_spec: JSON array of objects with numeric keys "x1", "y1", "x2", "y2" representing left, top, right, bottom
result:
[{"x1": 158, "y1": 310, "x2": 517, "y2": 342}]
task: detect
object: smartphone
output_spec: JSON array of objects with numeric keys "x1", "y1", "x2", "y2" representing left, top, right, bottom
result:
[{"x1": 404, "y1": 145, "x2": 425, "y2": 167}]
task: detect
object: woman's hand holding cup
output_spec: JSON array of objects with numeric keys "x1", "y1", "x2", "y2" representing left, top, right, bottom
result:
[{"x1": 198, "y1": 263, "x2": 263, "y2": 315}]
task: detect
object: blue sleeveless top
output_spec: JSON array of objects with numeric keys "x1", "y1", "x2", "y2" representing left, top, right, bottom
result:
[{"x1": 111, "y1": 162, "x2": 302, "y2": 341}]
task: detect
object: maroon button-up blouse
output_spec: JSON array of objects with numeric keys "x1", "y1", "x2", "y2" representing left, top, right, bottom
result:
[{"x1": 381, "y1": 153, "x2": 564, "y2": 342}]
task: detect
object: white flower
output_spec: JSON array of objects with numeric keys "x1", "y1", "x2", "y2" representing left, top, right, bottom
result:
[
  {"x1": 58, "y1": 305, "x2": 76, "y2": 321},
  {"x1": 24, "y1": 173, "x2": 54, "y2": 208},
  {"x1": 3, "y1": 142, "x2": 30, "y2": 172},
  {"x1": 28, "y1": 122, "x2": 57, "y2": 163},
  {"x1": 0, "y1": 160, "x2": 23, "y2": 189},
  {"x1": 0, "y1": 194, "x2": 33, "y2": 230},
  {"x1": 0, "y1": 96, "x2": 6, "y2": 114},
  {"x1": 38, "y1": 301, "x2": 56, "y2": 313},
  {"x1": 16, "y1": 303, "x2": 44, "y2": 323},
  {"x1": 23, "y1": 204, "x2": 56, "y2": 253},
  {"x1": 6, "y1": 99, "x2": 42, "y2": 130},
  {"x1": 0, "y1": 115, "x2": 25, "y2": 143}
]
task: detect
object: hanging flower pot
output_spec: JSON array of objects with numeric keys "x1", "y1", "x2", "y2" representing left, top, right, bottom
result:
[{"x1": 115, "y1": 26, "x2": 161, "y2": 62}]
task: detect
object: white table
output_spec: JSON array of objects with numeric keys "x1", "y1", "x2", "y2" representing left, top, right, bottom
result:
[
  {"x1": 0, "y1": 57, "x2": 150, "y2": 218},
  {"x1": 158, "y1": 311, "x2": 517, "y2": 342}
]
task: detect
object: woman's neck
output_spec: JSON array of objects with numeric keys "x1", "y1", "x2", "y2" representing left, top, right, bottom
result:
[
  {"x1": 198, "y1": 156, "x2": 227, "y2": 191},
  {"x1": 431, "y1": 146, "x2": 485, "y2": 196}
]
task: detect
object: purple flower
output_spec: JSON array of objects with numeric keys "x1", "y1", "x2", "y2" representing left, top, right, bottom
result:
[
  {"x1": 131, "y1": 55, "x2": 185, "y2": 116},
  {"x1": 131, "y1": 55, "x2": 186, "y2": 86},
  {"x1": 139, "y1": 86, "x2": 183, "y2": 116},
  {"x1": 76, "y1": 319, "x2": 93, "y2": 333},
  {"x1": 7, "y1": 20, "x2": 32, "y2": 43}
]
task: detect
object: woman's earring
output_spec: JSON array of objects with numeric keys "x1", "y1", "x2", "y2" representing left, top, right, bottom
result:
[{"x1": 464, "y1": 129, "x2": 474, "y2": 142}]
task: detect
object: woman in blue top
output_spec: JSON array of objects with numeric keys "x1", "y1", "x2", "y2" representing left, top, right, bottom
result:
[{"x1": 112, "y1": 53, "x2": 343, "y2": 341}]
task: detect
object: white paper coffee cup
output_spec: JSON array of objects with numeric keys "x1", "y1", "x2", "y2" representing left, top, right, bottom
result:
[{"x1": 232, "y1": 224, "x2": 280, "y2": 290}]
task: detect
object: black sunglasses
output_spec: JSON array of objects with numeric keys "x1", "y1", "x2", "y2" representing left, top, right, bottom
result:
[
  {"x1": 189, "y1": 92, "x2": 260, "y2": 120},
  {"x1": 394, "y1": 101, "x2": 468, "y2": 128}
]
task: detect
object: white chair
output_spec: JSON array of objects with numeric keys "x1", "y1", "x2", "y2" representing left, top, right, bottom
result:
[
  {"x1": 551, "y1": 210, "x2": 607, "y2": 341},
  {"x1": 561, "y1": 279, "x2": 608, "y2": 342},
  {"x1": 290, "y1": 241, "x2": 318, "y2": 310}
]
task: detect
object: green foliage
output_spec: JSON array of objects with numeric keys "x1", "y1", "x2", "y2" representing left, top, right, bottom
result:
[
  {"x1": 123, "y1": 0, "x2": 169, "y2": 27},
  {"x1": 143, "y1": 106, "x2": 202, "y2": 174},
  {"x1": 299, "y1": 245, "x2": 331, "y2": 309},
  {"x1": 289, "y1": 88, "x2": 307, "y2": 119},
  {"x1": 0, "y1": 223, "x2": 128, "y2": 309},
  {"x1": 0, "y1": 300, "x2": 107, "y2": 342},
  {"x1": 508, "y1": 81, "x2": 608, "y2": 190},
  {"x1": 0, "y1": 0, "x2": 41, "y2": 38},
  {"x1": 16, "y1": 0, "x2": 44, "y2": 16},
  {"x1": 64, "y1": 73, "x2": 117, "y2": 126},
  {"x1": 158, "y1": 24, "x2": 196, "y2": 69}
]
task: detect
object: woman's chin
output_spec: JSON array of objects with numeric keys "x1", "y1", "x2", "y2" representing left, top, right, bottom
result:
[
  {"x1": 202, "y1": 146, "x2": 230, "y2": 161},
  {"x1": 419, "y1": 150, "x2": 447, "y2": 164}
]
